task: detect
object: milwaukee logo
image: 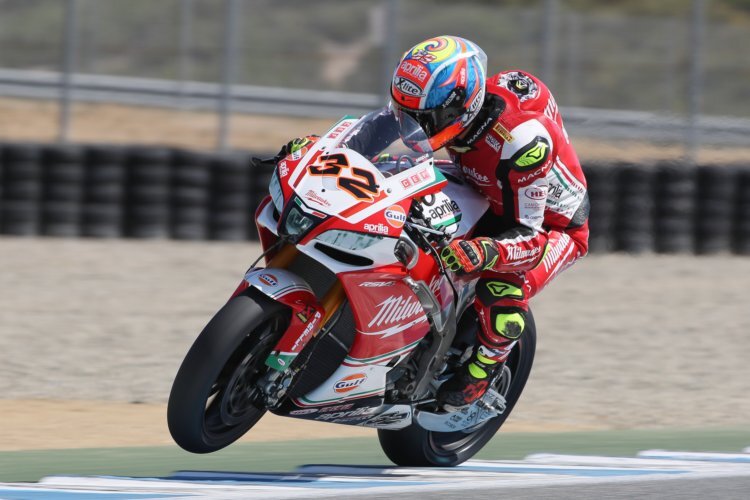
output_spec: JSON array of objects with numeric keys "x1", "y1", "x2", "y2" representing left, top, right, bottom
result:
[
  {"x1": 507, "y1": 246, "x2": 541, "y2": 261},
  {"x1": 462, "y1": 165, "x2": 491, "y2": 185},
  {"x1": 367, "y1": 295, "x2": 423, "y2": 328}
]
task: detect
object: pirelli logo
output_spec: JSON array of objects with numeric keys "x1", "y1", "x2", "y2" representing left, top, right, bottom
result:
[{"x1": 492, "y1": 122, "x2": 513, "y2": 142}]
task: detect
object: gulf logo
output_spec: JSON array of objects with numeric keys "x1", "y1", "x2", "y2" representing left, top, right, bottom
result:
[
  {"x1": 384, "y1": 205, "x2": 406, "y2": 228},
  {"x1": 258, "y1": 273, "x2": 278, "y2": 286},
  {"x1": 333, "y1": 373, "x2": 367, "y2": 393}
]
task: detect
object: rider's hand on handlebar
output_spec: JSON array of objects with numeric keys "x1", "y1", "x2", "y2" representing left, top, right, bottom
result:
[
  {"x1": 276, "y1": 135, "x2": 319, "y2": 160},
  {"x1": 440, "y1": 237, "x2": 499, "y2": 275}
]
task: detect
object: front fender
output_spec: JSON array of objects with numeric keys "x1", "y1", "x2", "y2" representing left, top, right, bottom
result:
[
  {"x1": 243, "y1": 267, "x2": 316, "y2": 305},
  {"x1": 242, "y1": 268, "x2": 325, "y2": 372}
]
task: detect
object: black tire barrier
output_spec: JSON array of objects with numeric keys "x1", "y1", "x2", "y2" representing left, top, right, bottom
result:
[
  {"x1": 654, "y1": 161, "x2": 697, "y2": 254},
  {"x1": 41, "y1": 145, "x2": 84, "y2": 237},
  {"x1": 208, "y1": 155, "x2": 251, "y2": 241},
  {"x1": 582, "y1": 161, "x2": 617, "y2": 253},
  {"x1": 171, "y1": 150, "x2": 210, "y2": 240},
  {"x1": 82, "y1": 146, "x2": 127, "y2": 238},
  {"x1": 3, "y1": 141, "x2": 750, "y2": 256},
  {"x1": 694, "y1": 165, "x2": 737, "y2": 255},
  {"x1": 0, "y1": 144, "x2": 42, "y2": 235},
  {"x1": 732, "y1": 168, "x2": 750, "y2": 255},
  {"x1": 125, "y1": 148, "x2": 172, "y2": 238},
  {"x1": 613, "y1": 163, "x2": 656, "y2": 253}
]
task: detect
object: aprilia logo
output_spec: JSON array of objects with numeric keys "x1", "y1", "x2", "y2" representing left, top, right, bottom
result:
[
  {"x1": 426, "y1": 199, "x2": 461, "y2": 222},
  {"x1": 368, "y1": 295, "x2": 423, "y2": 328},
  {"x1": 399, "y1": 61, "x2": 428, "y2": 83}
]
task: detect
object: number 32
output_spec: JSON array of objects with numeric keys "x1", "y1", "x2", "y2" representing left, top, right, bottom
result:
[{"x1": 308, "y1": 153, "x2": 380, "y2": 201}]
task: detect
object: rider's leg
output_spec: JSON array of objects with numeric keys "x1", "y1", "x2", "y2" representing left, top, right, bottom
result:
[
  {"x1": 524, "y1": 226, "x2": 588, "y2": 298},
  {"x1": 437, "y1": 273, "x2": 529, "y2": 409},
  {"x1": 437, "y1": 227, "x2": 587, "y2": 409}
]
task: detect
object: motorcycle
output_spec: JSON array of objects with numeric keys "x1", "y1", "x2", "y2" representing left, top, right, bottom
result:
[{"x1": 167, "y1": 107, "x2": 536, "y2": 466}]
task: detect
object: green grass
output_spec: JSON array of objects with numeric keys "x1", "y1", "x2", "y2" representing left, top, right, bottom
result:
[{"x1": 2, "y1": 427, "x2": 749, "y2": 483}]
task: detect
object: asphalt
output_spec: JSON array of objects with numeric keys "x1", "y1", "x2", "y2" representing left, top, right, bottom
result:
[{"x1": 354, "y1": 476, "x2": 750, "y2": 500}]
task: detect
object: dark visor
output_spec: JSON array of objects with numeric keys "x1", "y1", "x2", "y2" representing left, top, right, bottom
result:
[{"x1": 392, "y1": 87, "x2": 467, "y2": 138}]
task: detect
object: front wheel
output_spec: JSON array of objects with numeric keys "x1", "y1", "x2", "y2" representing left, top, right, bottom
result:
[
  {"x1": 378, "y1": 314, "x2": 536, "y2": 466},
  {"x1": 167, "y1": 289, "x2": 288, "y2": 453}
]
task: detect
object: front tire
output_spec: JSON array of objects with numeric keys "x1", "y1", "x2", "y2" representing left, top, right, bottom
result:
[
  {"x1": 378, "y1": 314, "x2": 536, "y2": 466},
  {"x1": 167, "y1": 289, "x2": 288, "y2": 453}
]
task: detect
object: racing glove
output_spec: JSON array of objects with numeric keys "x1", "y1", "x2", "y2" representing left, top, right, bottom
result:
[
  {"x1": 276, "y1": 135, "x2": 319, "y2": 159},
  {"x1": 440, "y1": 237, "x2": 499, "y2": 275}
]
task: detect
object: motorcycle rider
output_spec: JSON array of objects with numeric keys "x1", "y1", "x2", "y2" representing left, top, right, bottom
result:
[{"x1": 279, "y1": 35, "x2": 589, "y2": 410}]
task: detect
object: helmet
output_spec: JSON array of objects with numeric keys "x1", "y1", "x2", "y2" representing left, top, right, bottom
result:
[{"x1": 390, "y1": 35, "x2": 488, "y2": 151}]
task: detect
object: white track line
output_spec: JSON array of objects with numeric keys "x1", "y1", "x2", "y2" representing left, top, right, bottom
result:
[{"x1": 1, "y1": 452, "x2": 749, "y2": 500}]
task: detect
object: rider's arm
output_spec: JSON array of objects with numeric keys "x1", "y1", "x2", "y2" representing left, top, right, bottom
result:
[
  {"x1": 482, "y1": 116, "x2": 561, "y2": 273},
  {"x1": 344, "y1": 110, "x2": 401, "y2": 158}
]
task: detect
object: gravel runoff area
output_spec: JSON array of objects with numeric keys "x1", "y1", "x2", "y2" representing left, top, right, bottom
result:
[{"x1": 1, "y1": 237, "x2": 749, "y2": 450}]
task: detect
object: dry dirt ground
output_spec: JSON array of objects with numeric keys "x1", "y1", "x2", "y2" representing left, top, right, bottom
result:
[
  {"x1": 0, "y1": 238, "x2": 748, "y2": 451},
  {"x1": 2, "y1": 97, "x2": 750, "y2": 163}
]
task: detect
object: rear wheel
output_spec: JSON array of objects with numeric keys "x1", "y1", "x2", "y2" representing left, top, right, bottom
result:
[
  {"x1": 167, "y1": 289, "x2": 288, "y2": 453},
  {"x1": 377, "y1": 313, "x2": 536, "y2": 466}
]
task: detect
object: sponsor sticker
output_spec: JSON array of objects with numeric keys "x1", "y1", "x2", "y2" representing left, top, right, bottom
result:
[
  {"x1": 462, "y1": 87, "x2": 485, "y2": 124},
  {"x1": 493, "y1": 122, "x2": 514, "y2": 142},
  {"x1": 394, "y1": 77, "x2": 423, "y2": 97},
  {"x1": 485, "y1": 133, "x2": 501, "y2": 152},
  {"x1": 327, "y1": 121, "x2": 353, "y2": 140},
  {"x1": 359, "y1": 281, "x2": 396, "y2": 287},
  {"x1": 320, "y1": 403, "x2": 354, "y2": 412},
  {"x1": 368, "y1": 295, "x2": 423, "y2": 328},
  {"x1": 291, "y1": 310, "x2": 322, "y2": 351},
  {"x1": 333, "y1": 373, "x2": 367, "y2": 393},
  {"x1": 524, "y1": 187, "x2": 546, "y2": 200},
  {"x1": 314, "y1": 406, "x2": 378, "y2": 421},
  {"x1": 399, "y1": 61, "x2": 429, "y2": 83},
  {"x1": 278, "y1": 161, "x2": 289, "y2": 178},
  {"x1": 258, "y1": 273, "x2": 277, "y2": 286},
  {"x1": 384, "y1": 205, "x2": 406, "y2": 228},
  {"x1": 289, "y1": 408, "x2": 319, "y2": 415},
  {"x1": 462, "y1": 165, "x2": 492, "y2": 186},
  {"x1": 364, "y1": 222, "x2": 389, "y2": 235},
  {"x1": 506, "y1": 245, "x2": 542, "y2": 261},
  {"x1": 305, "y1": 190, "x2": 331, "y2": 207},
  {"x1": 544, "y1": 95, "x2": 559, "y2": 121}
]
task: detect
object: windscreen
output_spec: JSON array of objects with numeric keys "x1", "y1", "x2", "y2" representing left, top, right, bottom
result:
[{"x1": 341, "y1": 106, "x2": 433, "y2": 161}]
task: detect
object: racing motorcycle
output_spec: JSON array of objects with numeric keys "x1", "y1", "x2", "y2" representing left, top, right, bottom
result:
[{"x1": 167, "y1": 107, "x2": 536, "y2": 466}]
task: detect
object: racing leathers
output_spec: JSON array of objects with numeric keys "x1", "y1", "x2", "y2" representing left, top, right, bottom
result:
[
  {"x1": 441, "y1": 70, "x2": 589, "y2": 396},
  {"x1": 286, "y1": 70, "x2": 589, "y2": 408}
]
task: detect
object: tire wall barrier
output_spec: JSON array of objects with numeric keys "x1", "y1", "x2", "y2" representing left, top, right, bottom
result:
[{"x1": 0, "y1": 141, "x2": 748, "y2": 254}]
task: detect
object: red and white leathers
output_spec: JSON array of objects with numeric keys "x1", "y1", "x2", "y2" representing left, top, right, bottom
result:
[{"x1": 446, "y1": 70, "x2": 590, "y2": 362}]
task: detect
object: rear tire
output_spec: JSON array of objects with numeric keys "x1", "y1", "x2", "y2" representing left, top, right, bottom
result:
[
  {"x1": 167, "y1": 289, "x2": 288, "y2": 453},
  {"x1": 378, "y1": 315, "x2": 536, "y2": 466}
]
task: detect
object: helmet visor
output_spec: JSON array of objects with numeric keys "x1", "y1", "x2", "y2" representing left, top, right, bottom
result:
[
  {"x1": 391, "y1": 87, "x2": 467, "y2": 138},
  {"x1": 389, "y1": 104, "x2": 433, "y2": 154}
]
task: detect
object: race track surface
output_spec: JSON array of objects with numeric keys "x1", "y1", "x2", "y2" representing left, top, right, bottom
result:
[{"x1": 2, "y1": 450, "x2": 749, "y2": 500}]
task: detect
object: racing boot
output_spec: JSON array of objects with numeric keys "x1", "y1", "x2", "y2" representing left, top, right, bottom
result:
[{"x1": 437, "y1": 346, "x2": 505, "y2": 411}]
